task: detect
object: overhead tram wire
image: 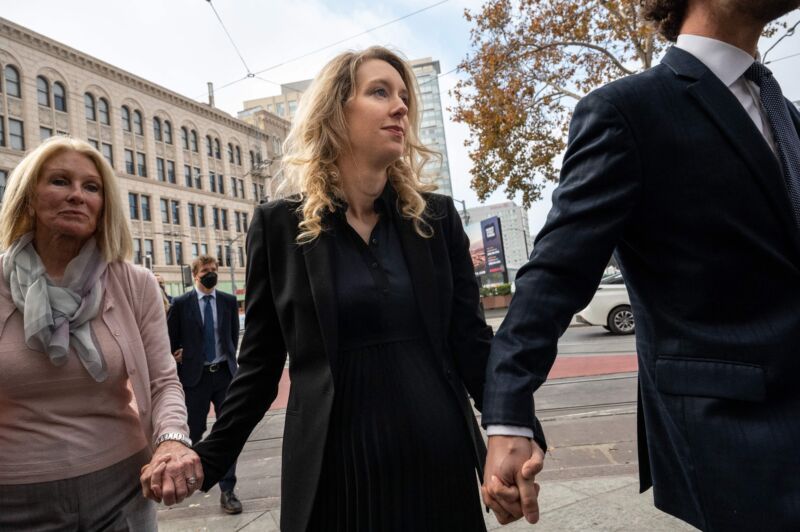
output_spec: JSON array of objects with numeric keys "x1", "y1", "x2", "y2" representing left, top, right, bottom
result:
[
  {"x1": 206, "y1": 0, "x2": 253, "y2": 75},
  {"x1": 195, "y1": 0, "x2": 450, "y2": 101},
  {"x1": 765, "y1": 50, "x2": 800, "y2": 65}
]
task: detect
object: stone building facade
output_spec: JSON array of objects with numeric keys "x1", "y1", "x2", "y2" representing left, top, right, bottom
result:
[{"x1": 0, "y1": 17, "x2": 290, "y2": 300}]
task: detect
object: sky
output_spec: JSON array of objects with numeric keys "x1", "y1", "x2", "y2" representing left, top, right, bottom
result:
[{"x1": 2, "y1": 1, "x2": 800, "y2": 237}]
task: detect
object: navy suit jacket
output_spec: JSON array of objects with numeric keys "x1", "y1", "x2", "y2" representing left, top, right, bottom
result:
[
  {"x1": 167, "y1": 288, "x2": 239, "y2": 387},
  {"x1": 484, "y1": 47, "x2": 800, "y2": 531}
]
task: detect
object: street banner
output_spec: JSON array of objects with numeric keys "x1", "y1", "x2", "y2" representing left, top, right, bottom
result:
[
  {"x1": 464, "y1": 221, "x2": 487, "y2": 275},
  {"x1": 481, "y1": 216, "x2": 507, "y2": 274}
]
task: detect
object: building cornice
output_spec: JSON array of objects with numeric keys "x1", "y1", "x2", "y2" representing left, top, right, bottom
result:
[{"x1": 0, "y1": 17, "x2": 266, "y2": 139}]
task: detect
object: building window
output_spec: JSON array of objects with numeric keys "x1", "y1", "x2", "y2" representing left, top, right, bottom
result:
[
  {"x1": 275, "y1": 102, "x2": 284, "y2": 117},
  {"x1": 129, "y1": 193, "x2": 139, "y2": 220},
  {"x1": 218, "y1": 174, "x2": 225, "y2": 195},
  {"x1": 238, "y1": 178, "x2": 245, "y2": 199},
  {"x1": 190, "y1": 130, "x2": 198, "y2": 152},
  {"x1": 213, "y1": 207, "x2": 220, "y2": 230},
  {"x1": 167, "y1": 160, "x2": 175, "y2": 184},
  {"x1": 141, "y1": 195, "x2": 151, "y2": 221},
  {"x1": 235, "y1": 212, "x2": 242, "y2": 232},
  {"x1": 221, "y1": 209, "x2": 228, "y2": 231},
  {"x1": 181, "y1": 127, "x2": 189, "y2": 150},
  {"x1": 160, "y1": 198, "x2": 169, "y2": 223},
  {"x1": 209, "y1": 171, "x2": 216, "y2": 193},
  {"x1": 136, "y1": 152, "x2": 147, "y2": 177},
  {"x1": 156, "y1": 158, "x2": 165, "y2": 182},
  {"x1": 184, "y1": 165, "x2": 192, "y2": 187},
  {"x1": 53, "y1": 82, "x2": 66, "y2": 112},
  {"x1": 238, "y1": 247, "x2": 245, "y2": 268},
  {"x1": 40, "y1": 126, "x2": 53, "y2": 140},
  {"x1": 163, "y1": 120, "x2": 172, "y2": 144},
  {"x1": 227, "y1": 142, "x2": 234, "y2": 163},
  {"x1": 153, "y1": 117, "x2": 162, "y2": 141},
  {"x1": 175, "y1": 242, "x2": 183, "y2": 265},
  {"x1": 144, "y1": 239, "x2": 154, "y2": 266},
  {"x1": 289, "y1": 100, "x2": 297, "y2": 116},
  {"x1": 84, "y1": 93, "x2": 96, "y2": 121},
  {"x1": 231, "y1": 177, "x2": 238, "y2": 198},
  {"x1": 214, "y1": 138, "x2": 221, "y2": 159},
  {"x1": 133, "y1": 110, "x2": 143, "y2": 135},
  {"x1": 8, "y1": 119, "x2": 24, "y2": 151},
  {"x1": 171, "y1": 200, "x2": 180, "y2": 225},
  {"x1": 102, "y1": 143, "x2": 113, "y2": 168},
  {"x1": 217, "y1": 245, "x2": 224, "y2": 266},
  {"x1": 242, "y1": 212, "x2": 248, "y2": 231},
  {"x1": 198, "y1": 205, "x2": 206, "y2": 227},
  {"x1": 235, "y1": 146, "x2": 242, "y2": 166},
  {"x1": 133, "y1": 239, "x2": 142, "y2": 265},
  {"x1": 206, "y1": 135, "x2": 213, "y2": 157},
  {"x1": 193, "y1": 167, "x2": 202, "y2": 189},
  {"x1": 0, "y1": 169, "x2": 6, "y2": 201},
  {"x1": 188, "y1": 203, "x2": 197, "y2": 227},
  {"x1": 201, "y1": 243, "x2": 208, "y2": 256},
  {"x1": 37, "y1": 76, "x2": 50, "y2": 107},
  {"x1": 121, "y1": 106, "x2": 131, "y2": 131},
  {"x1": 192, "y1": 243, "x2": 199, "y2": 258},
  {"x1": 124, "y1": 149, "x2": 134, "y2": 174},
  {"x1": 164, "y1": 240, "x2": 173, "y2": 265},
  {"x1": 249, "y1": 150, "x2": 255, "y2": 169},
  {"x1": 5, "y1": 66, "x2": 20, "y2": 98},
  {"x1": 88, "y1": 139, "x2": 99, "y2": 150},
  {"x1": 97, "y1": 97, "x2": 110, "y2": 125}
]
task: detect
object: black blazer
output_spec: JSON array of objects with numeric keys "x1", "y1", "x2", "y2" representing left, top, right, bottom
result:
[
  {"x1": 167, "y1": 288, "x2": 239, "y2": 387},
  {"x1": 194, "y1": 187, "x2": 493, "y2": 532},
  {"x1": 484, "y1": 47, "x2": 800, "y2": 531}
]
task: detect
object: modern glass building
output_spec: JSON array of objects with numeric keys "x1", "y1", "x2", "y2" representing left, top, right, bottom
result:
[{"x1": 411, "y1": 58, "x2": 453, "y2": 197}]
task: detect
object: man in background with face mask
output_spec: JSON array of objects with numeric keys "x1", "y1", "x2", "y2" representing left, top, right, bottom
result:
[{"x1": 167, "y1": 255, "x2": 241, "y2": 514}]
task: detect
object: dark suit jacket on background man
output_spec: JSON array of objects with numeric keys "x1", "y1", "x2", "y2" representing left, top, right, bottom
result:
[{"x1": 483, "y1": 42, "x2": 800, "y2": 531}]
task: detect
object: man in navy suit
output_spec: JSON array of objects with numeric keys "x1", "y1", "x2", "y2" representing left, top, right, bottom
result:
[
  {"x1": 481, "y1": 1, "x2": 800, "y2": 530},
  {"x1": 168, "y1": 255, "x2": 242, "y2": 514}
]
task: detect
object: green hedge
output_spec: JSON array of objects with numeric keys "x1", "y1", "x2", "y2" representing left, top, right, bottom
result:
[{"x1": 480, "y1": 283, "x2": 511, "y2": 297}]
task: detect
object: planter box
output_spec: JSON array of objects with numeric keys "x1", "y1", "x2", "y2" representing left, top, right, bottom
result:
[{"x1": 481, "y1": 294, "x2": 512, "y2": 310}]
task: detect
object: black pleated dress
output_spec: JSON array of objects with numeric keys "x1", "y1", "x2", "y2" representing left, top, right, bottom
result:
[{"x1": 306, "y1": 197, "x2": 486, "y2": 532}]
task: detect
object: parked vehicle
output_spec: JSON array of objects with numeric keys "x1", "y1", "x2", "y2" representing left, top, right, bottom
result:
[{"x1": 575, "y1": 272, "x2": 635, "y2": 335}]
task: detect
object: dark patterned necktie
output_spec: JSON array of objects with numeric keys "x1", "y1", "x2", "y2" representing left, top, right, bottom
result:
[
  {"x1": 744, "y1": 61, "x2": 800, "y2": 227},
  {"x1": 202, "y1": 295, "x2": 216, "y2": 363}
]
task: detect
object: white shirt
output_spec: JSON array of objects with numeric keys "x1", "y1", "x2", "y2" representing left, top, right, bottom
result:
[
  {"x1": 487, "y1": 36, "x2": 778, "y2": 442},
  {"x1": 675, "y1": 34, "x2": 777, "y2": 153}
]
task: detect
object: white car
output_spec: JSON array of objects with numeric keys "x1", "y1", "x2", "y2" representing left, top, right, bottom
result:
[{"x1": 575, "y1": 272, "x2": 635, "y2": 335}]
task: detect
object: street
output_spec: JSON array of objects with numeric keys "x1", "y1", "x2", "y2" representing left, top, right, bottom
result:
[{"x1": 157, "y1": 324, "x2": 695, "y2": 531}]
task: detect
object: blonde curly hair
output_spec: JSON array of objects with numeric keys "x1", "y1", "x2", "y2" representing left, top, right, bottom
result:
[{"x1": 278, "y1": 46, "x2": 438, "y2": 243}]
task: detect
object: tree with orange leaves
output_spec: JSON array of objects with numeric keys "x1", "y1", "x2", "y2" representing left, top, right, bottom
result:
[{"x1": 453, "y1": 0, "x2": 665, "y2": 206}]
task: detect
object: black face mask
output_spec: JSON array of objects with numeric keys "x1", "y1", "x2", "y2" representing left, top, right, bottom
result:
[{"x1": 199, "y1": 272, "x2": 218, "y2": 289}]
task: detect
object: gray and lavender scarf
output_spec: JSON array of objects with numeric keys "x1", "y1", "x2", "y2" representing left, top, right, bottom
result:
[{"x1": 2, "y1": 232, "x2": 109, "y2": 382}]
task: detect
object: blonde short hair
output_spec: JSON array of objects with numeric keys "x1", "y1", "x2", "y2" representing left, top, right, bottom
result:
[
  {"x1": 0, "y1": 136, "x2": 132, "y2": 262},
  {"x1": 279, "y1": 46, "x2": 438, "y2": 243}
]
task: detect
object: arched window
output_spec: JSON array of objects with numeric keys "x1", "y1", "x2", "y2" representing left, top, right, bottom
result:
[
  {"x1": 97, "y1": 97, "x2": 110, "y2": 125},
  {"x1": 190, "y1": 130, "x2": 198, "y2": 152},
  {"x1": 121, "y1": 105, "x2": 131, "y2": 131},
  {"x1": 53, "y1": 82, "x2": 66, "y2": 111},
  {"x1": 249, "y1": 150, "x2": 255, "y2": 169},
  {"x1": 181, "y1": 126, "x2": 189, "y2": 150},
  {"x1": 206, "y1": 135, "x2": 213, "y2": 156},
  {"x1": 214, "y1": 138, "x2": 221, "y2": 159},
  {"x1": 235, "y1": 146, "x2": 242, "y2": 166},
  {"x1": 153, "y1": 117, "x2": 162, "y2": 141},
  {"x1": 37, "y1": 76, "x2": 50, "y2": 107},
  {"x1": 84, "y1": 93, "x2": 96, "y2": 121},
  {"x1": 227, "y1": 143, "x2": 234, "y2": 163},
  {"x1": 163, "y1": 120, "x2": 173, "y2": 144},
  {"x1": 4, "y1": 66, "x2": 20, "y2": 97},
  {"x1": 133, "y1": 110, "x2": 143, "y2": 135}
]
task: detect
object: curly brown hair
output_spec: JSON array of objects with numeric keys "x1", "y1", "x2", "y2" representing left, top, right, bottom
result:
[{"x1": 641, "y1": 0, "x2": 689, "y2": 42}]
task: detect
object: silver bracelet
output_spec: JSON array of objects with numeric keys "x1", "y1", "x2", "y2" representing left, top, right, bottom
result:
[{"x1": 154, "y1": 432, "x2": 193, "y2": 448}]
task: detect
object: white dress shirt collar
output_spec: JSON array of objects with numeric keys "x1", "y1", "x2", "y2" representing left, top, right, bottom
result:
[
  {"x1": 675, "y1": 34, "x2": 756, "y2": 87},
  {"x1": 195, "y1": 288, "x2": 217, "y2": 301}
]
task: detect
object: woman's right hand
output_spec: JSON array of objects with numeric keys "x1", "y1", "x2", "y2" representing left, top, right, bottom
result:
[{"x1": 140, "y1": 442, "x2": 203, "y2": 505}]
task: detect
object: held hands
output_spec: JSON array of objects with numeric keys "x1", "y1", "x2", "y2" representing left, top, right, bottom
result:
[
  {"x1": 482, "y1": 435, "x2": 545, "y2": 525},
  {"x1": 140, "y1": 441, "x2": 203, "y2": 506}
]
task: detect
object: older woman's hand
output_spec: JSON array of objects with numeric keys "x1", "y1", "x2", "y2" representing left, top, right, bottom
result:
[{"x1": 140, "y1": 441, "x2": 203, "y2": 505}]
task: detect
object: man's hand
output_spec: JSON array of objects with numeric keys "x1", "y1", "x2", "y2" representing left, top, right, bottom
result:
[
  {"x1": 482, "y1": 435, "x2": 545, "y2": 524},
  {"x1": 172, "y1": 348, "x2": 183, "y2": 364},
  {"x1": 140, "y1": 441, "x2": 203, "y2": 505}
]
